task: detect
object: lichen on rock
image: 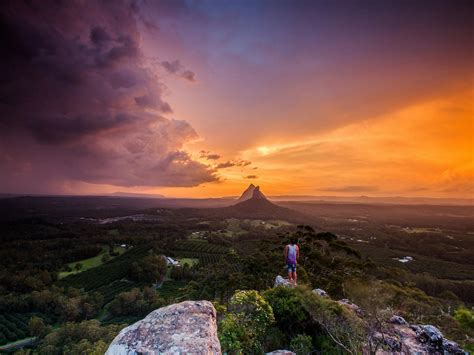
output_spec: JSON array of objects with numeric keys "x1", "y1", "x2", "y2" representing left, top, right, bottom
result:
[{"x1": 105, "y1": 300, "x2": 221, "y2": 354}]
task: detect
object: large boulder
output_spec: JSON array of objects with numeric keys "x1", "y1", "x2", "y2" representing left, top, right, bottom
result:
[{"x1": 105, "y1": 300, "x2": 221, "y2": 354}]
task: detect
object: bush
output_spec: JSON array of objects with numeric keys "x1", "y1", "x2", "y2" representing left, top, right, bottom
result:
[
  {"x1": 262, "y1": 287, "x2": 310, "y2": 336},
  {"x1": 454, "y1": 306, "x2": 474, "y2": 331},
  {"x1": 290, "y1": 334, "x2": 313, "y2": 355},
  {"x1": 219, "y1": 290, "x2": 274, "y2": 353}
]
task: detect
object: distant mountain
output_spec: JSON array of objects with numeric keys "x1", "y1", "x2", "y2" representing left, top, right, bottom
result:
[
  {"x1": 223, "y1": 186, "x2": 310, "y2": 221},
  {"x1": 183, "y1": 185, "x2": 311, "y2": 222}
]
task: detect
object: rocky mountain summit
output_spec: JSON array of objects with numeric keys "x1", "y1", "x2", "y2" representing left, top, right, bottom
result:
[
  {"x1": 105, "y1": 301, "x2": 221, "y2": 354},
  {"x1": 105, "y1": 277, "x2": 467, "y2": 355},
  {"x1": 236, "y1": 184, "x2": 267, "y2": 203},
  {"x1": 237, "y1": 183, "x2": 256, "y2": 202},
  {"x1": 274, "y1": 275, "x2": 467, "y2": 354}
]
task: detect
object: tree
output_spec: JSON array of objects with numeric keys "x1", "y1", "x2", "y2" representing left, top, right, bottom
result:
[
  {"x1": 36, "y1": 320, "x2": 123, "y2": 354},
  {"x1": 75, "y1": 263, "x2": 83, "y2": 271},
  {"x1": 108, "y1": 287, "x2": 163, "y2": 317},
  {"x1": 28, "y1": 316, "x2": 49, "y2": 338},
  {"x1": 128, "y1": 254, "x2": 167, "y2": 283}
]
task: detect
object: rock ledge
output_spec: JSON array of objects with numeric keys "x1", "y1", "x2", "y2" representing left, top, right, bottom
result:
[{"x1": 105, "y1": 300, "x2": 221, "y2": 354}]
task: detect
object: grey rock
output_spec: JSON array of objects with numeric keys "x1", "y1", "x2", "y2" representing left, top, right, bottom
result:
[
  {"x1": 384, "y1": 336, "x2": 401, "y2": 352},
  {"x1": 389, "y1": 315, "x2": 408, "y2": 325},
  {"x1": 337, "y1": 299, "x2": 363, "y2": 316},
  {"x1": 312, "y1": 288, "x2": 328, "y2": 297},
  {"x1": 105, "y1": 300, "x2": 221, "y2": 355},
  {"x1": 442, "y1": 339, "x2": 465, "y2": 354},
  {"x1": 274, "y1": 275, "x2": 291, "y2": 287},
  {"x1": 414, "y1": 324, "x2": 444, "y2": 350}
]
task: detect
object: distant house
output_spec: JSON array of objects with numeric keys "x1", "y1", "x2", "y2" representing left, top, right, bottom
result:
[
  {"x1": 163, "y1": 256, "x2": 180, "y2": 266},
  {"x1": 393, "y1": 256, "x2": 414, "y2": 263}
]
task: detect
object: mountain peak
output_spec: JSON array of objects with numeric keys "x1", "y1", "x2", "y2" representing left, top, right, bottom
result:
[
  {"x1": 237, "y1": 184, "x2": 256, "y2": 202},
  {"x1": 252, "y1": 186, "x2": 267, "y2": 200}
]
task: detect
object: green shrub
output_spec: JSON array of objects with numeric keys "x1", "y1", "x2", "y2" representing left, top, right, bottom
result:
[
  {"x1": 262, "y1": 286, "x2": 310, "y2": 336},
  {"x1": 454, "y1": 306, "x2": 474, "y2": 330},
  {"x1": 290, "y1": 334, "x2": 313, "y2": 355},
  {"x1": 219, "y1": 290, "x2": 274, "y2": 354}
]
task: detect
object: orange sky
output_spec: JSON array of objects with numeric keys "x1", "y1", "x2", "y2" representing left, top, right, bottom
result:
[
  {"x1": 159, "y1": 90, "x2": 474, "y2": 198},
  {"x1": 1, "y1": 1, "x2": 472, "y2": 199}
]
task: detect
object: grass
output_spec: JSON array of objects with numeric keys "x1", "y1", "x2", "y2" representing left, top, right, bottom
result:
[
  {"x1": 58, "y1": 246, "x2": 127, "y2": 279},
  {"x1": 177, "y1": 258, "x2": 199, "y2": 267},
  {"x1": 156, "y1": 280, "x2": 188, "y2": 300}
]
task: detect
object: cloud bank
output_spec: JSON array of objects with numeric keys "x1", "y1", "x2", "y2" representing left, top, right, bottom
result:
[{"x1": 0, "y1": 0, "x2": 216, "y2": 193}]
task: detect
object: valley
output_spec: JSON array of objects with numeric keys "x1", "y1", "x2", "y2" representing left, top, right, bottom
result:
[{"x1": 0, "y1": 185, "x2": 472, "y2": 353}]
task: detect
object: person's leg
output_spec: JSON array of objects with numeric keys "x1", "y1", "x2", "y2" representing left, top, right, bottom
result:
[
  {"x1": 293, "y1": 270, "x2": 297, "y2": 286},
  {"x1": 289, "y1": 265, "x2": 296, "y2": 287}
]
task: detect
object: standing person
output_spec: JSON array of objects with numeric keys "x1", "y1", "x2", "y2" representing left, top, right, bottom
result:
[{"x1": 284, "y1": 237, "x2": 300, "y2": 287}]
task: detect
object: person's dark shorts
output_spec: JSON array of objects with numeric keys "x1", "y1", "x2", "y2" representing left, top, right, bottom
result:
[{"x1": 287, "y1": 263, "x2": 296, "y2": 272}]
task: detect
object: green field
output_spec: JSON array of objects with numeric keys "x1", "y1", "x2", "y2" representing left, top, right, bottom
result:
[
  {"x1": 176, "y1": 258, "x2": 199, "y2": 267},
  {"x1": 58, "y1": 246, "x2": 127, "y2": 279},
  {"x1": 156, "y1": 281, "x2": 188, "y2": 300}
]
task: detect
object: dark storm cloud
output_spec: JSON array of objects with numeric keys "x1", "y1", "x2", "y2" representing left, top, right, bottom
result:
[
  {"x1": 199, "y1": 151, "x2": 221, "y2": 160},
  {"x1": 0, "y1": 0, "x2": 216, "y2": 192},
  {"x1": 216, "y1": 160, "x2": 251, "y2": 169},
  {"x1": 161, "y1": 60, "x2": 197, "y2": 82}
]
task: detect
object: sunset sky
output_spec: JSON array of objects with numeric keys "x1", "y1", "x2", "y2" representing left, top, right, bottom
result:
[{"x1": 0, "y1": 0, "x2": 472, "y2": 198}]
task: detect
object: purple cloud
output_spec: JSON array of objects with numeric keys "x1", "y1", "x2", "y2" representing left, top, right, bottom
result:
[
  {"x1": 161, "y1": 60, "x2": 197, "y2": 82},
  {"x1": 0, "y1": 0, "x2": 216, "y2": 192}
]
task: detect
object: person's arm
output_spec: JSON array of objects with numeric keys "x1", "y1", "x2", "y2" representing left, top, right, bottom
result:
[{"x1": 296, "y1": 245, "x2": 300, "y2": 260}]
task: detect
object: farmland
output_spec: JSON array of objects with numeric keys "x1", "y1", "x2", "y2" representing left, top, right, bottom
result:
[{"x1": 58, "y1": 246, "x2": 127, "y2": 279}]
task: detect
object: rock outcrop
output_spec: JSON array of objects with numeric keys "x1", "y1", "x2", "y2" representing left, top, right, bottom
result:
[
  {"x1": 105, "y1": 300, "x2": 221, "y2": 354},
  {"x1": 310, "y1": 288, "x2": 466, "y2": 354},
  {"x1": 274, "y1": 275, "x2": 291, "y2": 287},
  {"x1": 378, "y1": 320, "x2": 466, "y2": 354}
]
